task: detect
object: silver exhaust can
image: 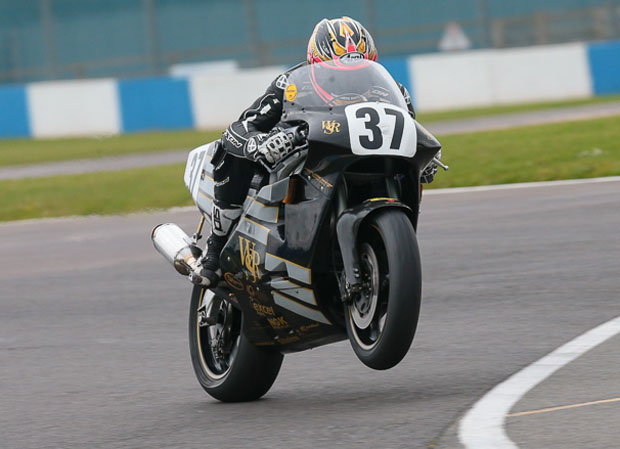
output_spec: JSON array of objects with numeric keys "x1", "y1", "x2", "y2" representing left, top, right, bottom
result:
[{"x1": 151, "y1": 223, "x2": 202, "y2": 276}]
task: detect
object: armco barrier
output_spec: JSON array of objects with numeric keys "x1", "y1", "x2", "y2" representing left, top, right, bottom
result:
[
  {"x1": 118, "y1": 77, "x2": 194, "y2": 133},
  {"x1": 1, "y1": 40, "x2": 619, "y2": 139},
  {"x1": 27, "y1": 79, "x2": 121, "y2": 138},
  {"x1": 189, "y1": 67, "x2": 285, "y2": 130},
  {"x1": 0, "y1": 85, "x2": 30, "y2": 138},
  {"x1": 588, "y1": 40, "x2": 620, "y2": 95},
  {"x1": 410, "y1": 42, "x2": 592, "y2": 111}
]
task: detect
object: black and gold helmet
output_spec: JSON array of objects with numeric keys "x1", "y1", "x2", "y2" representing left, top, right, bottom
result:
[{"x1": 307, "y1": 16, "x2": 378, "y2": 64}]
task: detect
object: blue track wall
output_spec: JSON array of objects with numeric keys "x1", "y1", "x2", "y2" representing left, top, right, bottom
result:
[
  {"x1": 118, "y1": 77, "x2": 194, "y2": 133},
  {"x1": 0, "y1": 85, "x2": 30, "y2": 138},
  {"x1": 1, "y1": 40, "x2": 619, "y2": 139},
  {"x1": 588, "y1": 41, "x2": 620, "y2": 95}
]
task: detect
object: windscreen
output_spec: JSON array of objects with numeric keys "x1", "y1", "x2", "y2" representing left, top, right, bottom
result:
[{"x1": 283, "y1": 60, "x2": 408, "y2": 111}]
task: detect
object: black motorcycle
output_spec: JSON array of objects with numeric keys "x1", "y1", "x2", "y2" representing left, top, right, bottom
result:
[{"x1": 152, "y1": 59, "x2": 443, "y2": 402}]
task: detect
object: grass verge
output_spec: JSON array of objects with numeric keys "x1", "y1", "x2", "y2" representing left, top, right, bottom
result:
[
  {"x1": 0, "y1": 130, "x2": 222, "y2": 167},
  {"x1": 0, "y1": 163, "x2": 191, "y2": 221},
  {"x1": 428, "y1": 115, "x2": 620, "y2": 188},
  {"x1": 418, "y1": 94, "x2": 620, "y2": 123},
  {"x1": 1, "y1": 115, "x2": 619, "y2": 221},
  {"x1": 1, "y1": 95, "x2": 619, "y2": 168}
]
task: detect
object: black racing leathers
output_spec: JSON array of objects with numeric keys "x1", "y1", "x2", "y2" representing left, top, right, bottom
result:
[{"x1": 215, "y1": 63, "x2": 418, "y2": 207}]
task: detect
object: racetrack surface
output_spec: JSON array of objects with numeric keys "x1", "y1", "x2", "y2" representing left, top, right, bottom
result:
[
  {"x1": 2, "y1": 101, "x2": 619, "y2": 181},
  {"x1": 1, "y1": 179, "x2": 619, "y2": 448}
]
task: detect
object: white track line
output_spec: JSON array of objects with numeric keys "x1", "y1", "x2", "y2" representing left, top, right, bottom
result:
[
  {"x1": 459, "y1": 315, "x2": 620, "y2": 449},
  {"x1": 425, "y1": 176, "x2": 620, "y2": 195}
]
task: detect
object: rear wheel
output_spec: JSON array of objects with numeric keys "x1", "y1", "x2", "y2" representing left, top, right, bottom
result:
[
  {"x1": 189, "y1": 286, "x2": 283, "y2": 402},
  {"x1": 345, "y1": 209, "x2": 422, "y2": 370}
]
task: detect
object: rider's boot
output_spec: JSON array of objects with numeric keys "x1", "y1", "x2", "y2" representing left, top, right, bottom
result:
[{"x1": 191, "y1": 200, "x2": 242, "y2": 287}]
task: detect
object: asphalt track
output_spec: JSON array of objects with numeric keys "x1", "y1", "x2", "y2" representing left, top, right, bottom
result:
[
  {"x1": 2, "y1": 101, "x2": 619, "y2": 181},
  {"x1": 2, "y1": 178, "x2": 619, "y2": 448}
]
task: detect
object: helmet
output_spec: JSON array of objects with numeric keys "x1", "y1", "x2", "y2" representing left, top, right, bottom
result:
[{"x1": 307, "y1": 16, "x2": 378, "y2": 64}]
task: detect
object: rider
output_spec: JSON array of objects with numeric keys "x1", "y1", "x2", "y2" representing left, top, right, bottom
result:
[{"x1": 194, "y1": 16, "x2": 439, "y2": 287}]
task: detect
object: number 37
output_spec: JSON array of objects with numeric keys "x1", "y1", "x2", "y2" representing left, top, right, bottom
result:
[{"x1": 345, "y1": 103, "x2": 417, "y2": 158}]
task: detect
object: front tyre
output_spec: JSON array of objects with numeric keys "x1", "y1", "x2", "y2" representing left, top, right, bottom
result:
[
  {"x1": 345, "y1": 209, "x2": 422, "y2": 370},
  {"x1": 189, "y1": 286, "x2": 283, "y2": 402}
]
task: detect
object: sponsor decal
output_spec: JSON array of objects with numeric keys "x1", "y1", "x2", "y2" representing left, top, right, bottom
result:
[
  {"x1": 252, "y1": 302, "x2": 276, "y2": 317},
  {"x1": 285, "y1": 84, "x2": 297, "y2": 102},
  {"x1": 245, "y1": 136, "x2": 258, "y2": 157},
  {"x1": 339, "y1": 52, "x2": 364, "y2": 63},
  {"x1": 239, "y1": 236, "x2": 261, "y2": 282},
  {"x1": 267, "y1": 316, "x2": 289, "y2": 330},
  {"x1": 370, "y1": 87, "x2": 390, "y2": 98},
  {"x1": 224, "y1": 272, "x2": 244, "y2": 291},
  {"x1": 277, "y1": 335, "x2": 300, "y2": 344},
  {"x1": 299, "y1": 323, "x2": 321, "y2": 332},
  {"x1": 369, "y1": 197, "x2": 396, "y2": 203},
  {"x1": 214, "y1": 176, "x2": 230, "y2": 187},
  {"x1": 212, "y1": 207, "x2": 223, "y2": 233},
  {"x1": 275, "y1": 74, "x2": 288, "y2": 90},
  {"x1": 322, "y1": 120, "x2": 341, "y2": 135},
  {"x1": 223, "y1": 129, "x2": 243, "y2": 149},
  {"x1": 303, "y1": 168, "x2": 333, "y2": 189}
]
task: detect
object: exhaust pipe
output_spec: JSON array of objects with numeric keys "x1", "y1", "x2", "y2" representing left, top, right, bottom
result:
[{"x1": 151, "y1": 223, "x2": 202, "y2": 276}]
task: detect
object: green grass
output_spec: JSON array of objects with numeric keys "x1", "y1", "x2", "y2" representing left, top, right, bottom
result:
[
  {"x1": 0, "y1": 130, "x2": 222, "y2": 167},
  {"x1": 419, "y1": 94, "x2": 620, "y2": 123},
  {"x1": 0, "y1": 163, "x2": 191, "y2": 221},
  {"x1": 1, "y1": 115, "x2": 619, "y2": 221},
  {"x1": 428, "y1": 115, "x2": 620, "y2": 189},
  {"x1": 1, "y1": 95, "x2": 619, "y2": 168}
]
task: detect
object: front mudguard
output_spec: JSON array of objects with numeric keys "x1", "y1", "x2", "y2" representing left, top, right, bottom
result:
[{"x1": 336, "y1": 199, "x2": 415, "y2": 297}]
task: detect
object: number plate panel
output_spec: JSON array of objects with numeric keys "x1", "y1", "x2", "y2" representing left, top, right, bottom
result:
[{"x1": 345, "y1": 103, "x2": 417, "y2": 158}]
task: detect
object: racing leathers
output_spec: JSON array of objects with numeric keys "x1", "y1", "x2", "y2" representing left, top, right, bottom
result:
[{"x1": 194, "y1": 63, "x2": 436, "y2": 286}]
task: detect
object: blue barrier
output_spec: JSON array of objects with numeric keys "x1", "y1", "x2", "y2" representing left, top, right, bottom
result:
[
  {"x1": 381, "y1": 58, "x2": 413, "y2": 102},
  {"x1": 587, "y1": 41, "x2": 620, "y2": 95},
  {"x1": 118, "y1": 77, "x2": 194, "y2": 133},
  {"x1": 0, "y1": 85, "x2": 30, "y2": 138}
]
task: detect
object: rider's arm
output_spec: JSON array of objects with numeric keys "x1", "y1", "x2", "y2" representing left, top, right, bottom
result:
[
  {"x1": 396, "y1": 82, "x2": 416, "y2": 120},
  {"x1": 395, "y1": 82, "x2": 440, "y2": 183},
  {"x1": 220, "y1": 74, "x2": 287, "y2": 158}
]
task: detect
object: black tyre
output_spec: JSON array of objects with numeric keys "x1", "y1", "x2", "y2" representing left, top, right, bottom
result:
[
  {"x1": 189, "y1": 286, "x2": 283, "y2": 402},
  {"x1": 345, "y1": 209, "x2": 422, "y2": 370}
]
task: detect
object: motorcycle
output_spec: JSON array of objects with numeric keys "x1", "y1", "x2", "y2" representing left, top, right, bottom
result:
[{"x1": 152, "y1": 59, "x2": 444, "y2": 402}]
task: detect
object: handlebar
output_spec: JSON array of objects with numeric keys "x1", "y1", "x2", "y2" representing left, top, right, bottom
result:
[{"x1": 258, "y1": 125, "x2": 309, "y2": 174}]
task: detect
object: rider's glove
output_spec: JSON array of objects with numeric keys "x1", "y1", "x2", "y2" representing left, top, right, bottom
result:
[
  {"x1": 244, "y1": 128, "x2": 295, "y2": 165},
  {"x1": 420, "y1": 149, "x2": 441, "y2": 184}
]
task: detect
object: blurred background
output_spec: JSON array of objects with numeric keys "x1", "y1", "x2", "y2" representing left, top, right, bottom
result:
[
  {"x1": 0, "y1": 0, "x2": 619, "y2": 221},
  {"x1": 1, "y1": 5, "x2": 619, "y2": 448},
  {"x1": 1, "y1": 0, "x2": 620, "y2": 138},
  {"x1": 1, "y1": 0, "x2": 620, "y2": 82}
]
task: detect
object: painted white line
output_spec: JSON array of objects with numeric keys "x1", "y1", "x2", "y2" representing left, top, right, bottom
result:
[
  {"x1": 506, "y1": 397, "x2": 620, "y2": 418},
  {"x1": 425, "y1": 176, "x2": 620, "y2": 195},
  {"x1": 459, "y1": 315, "x2": 620, "y2": 449},
  {"x1": 0, "y1": 206, "x2": 197, "y2": 228}
]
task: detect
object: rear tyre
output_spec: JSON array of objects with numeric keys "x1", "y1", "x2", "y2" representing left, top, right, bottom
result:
[
  {"x1": 189, "y1": 286, "x2": 283, "y2": 402},
  {"x1": 345, "y1": 209, "x2": 422, "y2": 370}
]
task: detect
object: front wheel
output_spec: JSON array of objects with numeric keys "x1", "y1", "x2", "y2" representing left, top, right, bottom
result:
[
  {"x1": 189, "y1": 286, "x2": 283, "y2": 402},
  {"x1": 345, "y1": 209, "x2": 422, "y2": 370}
]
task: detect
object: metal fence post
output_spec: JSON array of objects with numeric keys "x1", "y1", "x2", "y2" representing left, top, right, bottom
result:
[
  {"x1": 243, "y1": 0, "x2": 268, "y2": 66},
  {"x1": 610, "y1": 0, "x2": 620, "y2": 38},
  {"x1": 478, "y1": 0, "x2": 492, "y2": 48},
  {"x1": 144, "y1": 0, "x2": 162, "y2": 75},
  {"x1": 41, "y1": 0, "x2": 58, "y2": 79}
]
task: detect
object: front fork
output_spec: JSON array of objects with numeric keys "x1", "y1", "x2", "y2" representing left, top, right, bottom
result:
[{"x1": 335, "y1": 179, "x2": 413, "y2": 303}]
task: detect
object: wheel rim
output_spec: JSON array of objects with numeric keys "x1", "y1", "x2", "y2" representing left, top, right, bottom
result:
[
  {"x1": 196, "y1": 290, "x2": 240, "y2": 380},
  {"x1": 348, "y1": 240, "x2": 388, "y2": 350}
]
